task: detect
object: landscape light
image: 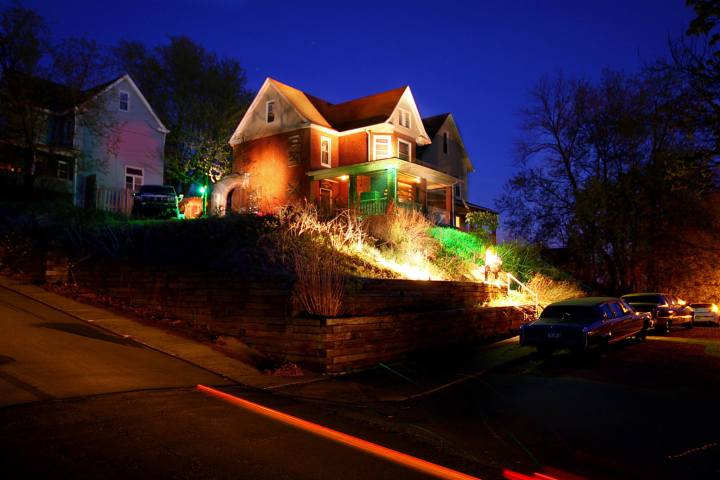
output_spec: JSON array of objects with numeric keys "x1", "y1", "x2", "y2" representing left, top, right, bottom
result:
[{"x1": 199, "y1": 185, "x2": 207, "y2": 194}]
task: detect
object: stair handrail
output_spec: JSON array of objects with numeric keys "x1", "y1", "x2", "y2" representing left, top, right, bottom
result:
[{"x1": 507, "y1": 272, "x2": 539, "y2": 312}]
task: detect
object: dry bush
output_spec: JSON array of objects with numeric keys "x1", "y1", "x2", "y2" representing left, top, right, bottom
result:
[
  {"x1": 527, "y1": 273, "x2": 584, "y2": 307},
  {"x1": 369, "y1": 208, "x2": 439, "y2": 257},
  {"x1": 486, "y1": 273, "x2": 584, "y2": 309},
  {"x1": 292, "y1": 246, "x2": 344, "y2": 317}
]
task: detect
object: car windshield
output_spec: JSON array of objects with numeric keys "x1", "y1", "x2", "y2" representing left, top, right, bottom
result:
[
  {"x1": 539, "y1": 305, "x2": 601, "y2": 324},
  {"x1": 623, "y1": 294, "x2": 665, "y2": 305},
  {"x1": 139, "y1": 186, "x2": 176, "y2": 195}
]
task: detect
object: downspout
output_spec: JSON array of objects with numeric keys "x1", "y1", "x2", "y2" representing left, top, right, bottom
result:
[{"x1": 451, "y1": 180, "x2": 457, "y2": 228}]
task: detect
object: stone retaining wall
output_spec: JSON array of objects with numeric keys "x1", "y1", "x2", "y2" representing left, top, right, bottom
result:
[{"x1": 1, "y1": 253, "x2": 533, "y2": 373}]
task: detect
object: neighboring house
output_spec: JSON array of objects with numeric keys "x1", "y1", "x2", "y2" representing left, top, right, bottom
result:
[
  {"x1": 0, "y1": 74, "x2": 168, "y2": 212},
  {"x1": 417, "y1": 113, "x2": 498, "y2": 229},
  {"x1": 221, "y1": 77, "x2": 493, "y2": 227}
]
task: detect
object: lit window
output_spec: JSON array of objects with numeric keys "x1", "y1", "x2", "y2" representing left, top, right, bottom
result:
[
  {"x1": 119, "y1": 91, "x2": 129, "y2": 112},
  {"x1": 266, "y1": 101, "x2": 275, "y2": 123},
  {"x1": 443, "y1": 132, "x2": 448, "y2": 154},
  {"x1": 57, "y1": 160, "x2": 68, "y2": 180},
  {"x1": 398, "y1": 108, "x2": 410, "y2": 128},
  {"x1": 125, "y1": 166, "x2": 143, "y2": 192},
  {"x1": 398, "y1": 139, "x2": 411, "y2": 161},
  {"x1": 373, "y1": 135, "x2": 391, "y2": 160},
  {"x1": 320, "y1": 136, "x2": 331, "y2": 167},
  {"x1": 455, "y1": 215, "x2": 462, "y2": 229}
]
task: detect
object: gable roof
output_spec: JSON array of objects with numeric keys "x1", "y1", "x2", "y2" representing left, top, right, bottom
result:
[
  {"x1": 11, "y1": 73, "x2": 169, "y2": 134},
  {"x1": 269, "y1": 78, "x2": 332, "y2": 128},
  {"x1": 91, "y1": 74, "x2": 169, "y2": 133},
  {"x1": 422, "y1": 113, "x2": 451, "y2": 139},
  {"x1": 231, "y1": 78, "x2": 426, "y2": 145},
  {"x1": 310, "y1": 86, "x2": 408, "y2": 131},
  {"x1": 420, "y1": 112, "x2": 473, "y2": 172}
]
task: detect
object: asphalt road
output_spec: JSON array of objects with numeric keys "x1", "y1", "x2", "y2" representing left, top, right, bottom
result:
[
  {"x1": 371, "y1": 327, "x2": 720, "y2": 480},
  {"x1": 0, "y1": 286, "x2": 446, "y2": 480}
]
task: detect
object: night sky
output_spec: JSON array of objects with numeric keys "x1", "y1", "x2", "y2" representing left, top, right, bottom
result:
[{"x1": 25, "y1": 0, "x2": 694, "y2": 211}]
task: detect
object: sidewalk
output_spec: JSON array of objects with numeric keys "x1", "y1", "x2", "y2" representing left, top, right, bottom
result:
[
  {"x1": 0, "y1": 275, "x2": 536, "y2": 403},
  {"x1": 0, "y1": 276, "x2": 320, "y2": 390}
]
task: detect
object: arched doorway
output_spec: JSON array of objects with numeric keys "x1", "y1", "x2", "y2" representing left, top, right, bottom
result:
[{"x1": 209, "y1": 173, "x2": 249, "y2": 216}]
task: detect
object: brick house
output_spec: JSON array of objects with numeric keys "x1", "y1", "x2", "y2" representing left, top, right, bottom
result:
[{"x1": 219, "y1": 77, "x2": 494, "y2": 227}]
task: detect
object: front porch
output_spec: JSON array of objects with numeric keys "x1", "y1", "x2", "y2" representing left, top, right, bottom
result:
[{"x1": 306, "y1": 158, "x2": 457, "y2": 225}]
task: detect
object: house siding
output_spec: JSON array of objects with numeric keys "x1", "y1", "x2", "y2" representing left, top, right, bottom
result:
[
  {"x1": 75, "y1": 77, "x2": 165, "y2": 203},
  {"x1": 339, "y1": 131, "x2": 368, "y2": 166},
  {"x1": 232, "y1": 128, "x2": 312, "y2": 212}
]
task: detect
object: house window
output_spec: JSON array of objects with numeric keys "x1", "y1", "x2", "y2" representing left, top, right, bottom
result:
[
  {"x1": 443, "y1": 132, "x2": 448, "y2": 154},
  {"x1": 453, "y1": 183, "x2": 461, "y2": 199},
  {"x1": 125, "y1": 166, "x2": 143, "y2": 192},
  {"x1": 57, "y1": 160, "x2": 69, "y2": 180},
  {"x1": 266, "y1": 101, "x2": 275, "y2": 123},
  {"x1": 320, "y1": 136, "x2": 331, "y2": 167},
  {"x1": 455, "y1": 215, "x2": 462, "y2": 229},
  {"x1": 398, "y1": 108, "x2": 411, "y2": 128},
  {"x1": 373, "y1": 135, "x2": 392, "y2": 160},
  {"x1": 398, "y1": 139, "x2": 411, "y2": 161},
  {"x1": 287, "y1": 135, "x2": 301, "y2": 166},
  {"x1": 63, "y1": 117, "x2": 74, "y2": 145},
  {"x1": 119, "y1": 91, "x2": 129, "y2": 112}
]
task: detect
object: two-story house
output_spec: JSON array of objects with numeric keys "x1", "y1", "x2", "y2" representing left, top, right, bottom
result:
[
  {"x1": 222, "y1": 77, "x2": 491, "y2": 226},
  {"x1": 0, "y1": 73, "x2": 168, "y2": 212}
]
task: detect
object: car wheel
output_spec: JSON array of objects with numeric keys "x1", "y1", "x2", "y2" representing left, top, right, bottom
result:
[
  {"x1": 684, "y1": 320, "x2": 694, "y2": 329},
  {"x1": 635, "y1": 331, "x2": 646, "y2": 343}
]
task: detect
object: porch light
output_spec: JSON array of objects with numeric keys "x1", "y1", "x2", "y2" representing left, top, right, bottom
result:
[{"x1": 339, "y1": 175, "x2": 349, "y2": 181}]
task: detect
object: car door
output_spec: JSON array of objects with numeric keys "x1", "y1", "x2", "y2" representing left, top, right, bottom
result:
[
  {"x1": 608, "y1": 301, "x2": 632, "y2": 339},
  {"x1": 598, "y1": 304, "x2": 617, "y2": 342}
]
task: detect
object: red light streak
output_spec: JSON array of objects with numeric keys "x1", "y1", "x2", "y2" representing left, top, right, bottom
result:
[{"x1": 196, "y1": 384, "x2": 481, "y2": 480}]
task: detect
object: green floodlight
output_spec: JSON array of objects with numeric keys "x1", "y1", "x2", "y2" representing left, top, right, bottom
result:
[{"x1": 199, "y1": 185, "x2": 207, "y2": 194}]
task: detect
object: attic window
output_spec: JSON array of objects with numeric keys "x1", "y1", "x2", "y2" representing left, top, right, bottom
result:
[
  {"x1": 443, "y1": 132, "x2": 448, "y2": 154},
  {"x1": 266, "y1": 101, "x2": 275, "y2": 123},
  {"x1": 119, "y1": 91, "x2": 129, "y2": 112},
  {"x1": 398, "y1": 108, "x2": 411, "y2": 128}
]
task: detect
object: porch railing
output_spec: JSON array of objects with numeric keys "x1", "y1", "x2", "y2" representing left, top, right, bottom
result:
[
  {"x1": 358, "y1": 198, "x2": 423, "y2": 216},
  {"x1": 359, "y1": 197, "x2": 388, "y2": 216}
]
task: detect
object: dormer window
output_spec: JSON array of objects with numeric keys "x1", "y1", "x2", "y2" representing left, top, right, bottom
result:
[
  {"x1": 119, "y1": 91, "x2": 129, "y2": 112},
  {"x1": 266, "y1": 101, "x2": 275, "y2": 123},
  {"x1": 398, "y1": 108, "x2": 410, "y2": 128},
  {"x1": 443, "y1": 132, "x2": 448, "y2": 154}
]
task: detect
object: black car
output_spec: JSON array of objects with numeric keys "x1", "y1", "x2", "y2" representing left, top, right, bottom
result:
[
  {"x1": 520, "y1": 297, "x2": 646, "y2": 354},
  {"x1": 131, "y1": 185, "x2": 181, "y2": 219},
  {"x1": 621, "y1": 293, "x2": 693, "y2": 334}
]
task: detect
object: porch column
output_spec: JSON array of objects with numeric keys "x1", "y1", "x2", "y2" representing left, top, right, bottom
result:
[
  {"x1": 348, "y1": 174, "x2": 357, "y2": 209},
  {"x1": 445, "y1": 186, "x2": 453, "y2": 225},
  {"x1": 387, "y1": 167, "x2": 397, "y2": 204}
]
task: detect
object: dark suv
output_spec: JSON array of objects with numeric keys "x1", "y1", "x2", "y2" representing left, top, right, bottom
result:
[
  {"x1": 621, "y1": 293, "x2": 693, "y2": 334},
  {"x1": 131, "y1": 185, "x2": 181, "y2": 219}
]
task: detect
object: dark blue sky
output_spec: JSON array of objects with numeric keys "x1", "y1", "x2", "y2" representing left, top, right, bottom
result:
[{"x1": 26, "y1": 0, "x2": 694, "y2": 209}]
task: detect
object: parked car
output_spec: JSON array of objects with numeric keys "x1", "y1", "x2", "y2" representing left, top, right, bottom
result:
[
  {"x1": 690, "y1": 303, "x2": 720, "y2": 325},
  {"x1": 621, "y1": 293, "x2": 693, "y2": 334},
  {"x1": 131, "y1": 185, "x2": 182, "y2": 219},
  {"x1": 519, "y1": 297, "x2": 646, "y2": 354}
]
